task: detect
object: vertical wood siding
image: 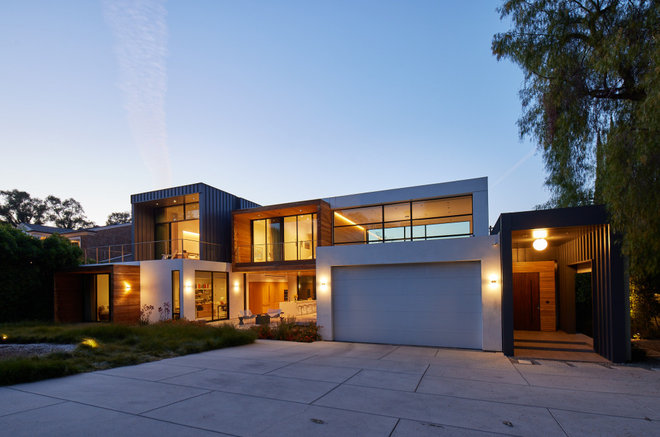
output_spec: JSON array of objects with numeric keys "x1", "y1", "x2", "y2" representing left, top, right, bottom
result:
[{"x1": 513, "y1": 261, "x2": 556, "y2": 331}]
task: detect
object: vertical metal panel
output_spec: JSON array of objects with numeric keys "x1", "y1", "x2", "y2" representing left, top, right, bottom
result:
[
  {"x1": 499, "y1": 214, "x2": 515, "y2": 356},
  {"x1": 131, "y1": 183, "x2": 259, "y2": 262}
]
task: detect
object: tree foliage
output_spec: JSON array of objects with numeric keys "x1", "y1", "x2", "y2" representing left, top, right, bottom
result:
[
  {"x1": 106, "y1": 211, "x2": 131, "y2": 225},
  {"x1": 493, "y1": 0, "x2": 659, "y2": 334},
  {"x1": 0, "y1": 223, "x2": 82, "y2": 322},
  {"x1": 0, "y1": 190, "x2": 96, "y2": 230},
  {"x1": 0, "y1": 190, "x2": 48, "y2": 226},
  {"x1": 46, "y1": 196, "x2": 95, "y2": 229}
]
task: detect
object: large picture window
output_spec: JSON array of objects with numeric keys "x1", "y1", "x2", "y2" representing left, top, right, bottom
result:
[
  {"x1": 333, "y1": 195, "x2": 472, "y2": 245},
  {"x1": 252, "y1": 213, "x2": 317, "y2": 262},
  {"x1": 195, "y1": 271, "x2": 228, "y2": 321},
  {"x1": 154, "y1": 194, "x2": 200, "y2": 259}
]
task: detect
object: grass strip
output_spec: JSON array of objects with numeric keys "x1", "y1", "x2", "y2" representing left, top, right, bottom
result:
[{"x1": 0, "y1": 320, "x2": 256, "y2": 386}]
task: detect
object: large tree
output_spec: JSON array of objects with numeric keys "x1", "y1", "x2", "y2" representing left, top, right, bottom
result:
[
  {"x1": 493, "y1": 0, "x2": 659, "y2": 334},
  {"x1": 106, "y1": 211, "x2": 131, "y2": 225},
  {"x1": 46, "y1": 196, "x2": 95, "y2": 230},
  {"x1": 0, "y1": 190, "x2": 48, "y2": 226}
]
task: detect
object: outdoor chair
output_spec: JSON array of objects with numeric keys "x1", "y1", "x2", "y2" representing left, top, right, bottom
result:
[
  {"x1": 267, "y1": 308, "x2": 283, "y2": 320},
  {"x1": 238, "y1": 309, "x2": 256, "y2": 325}
]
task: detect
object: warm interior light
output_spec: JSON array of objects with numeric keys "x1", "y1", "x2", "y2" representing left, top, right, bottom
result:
[
  {"x1": 532, "y1": 229, "x2": 547, "y2": 239},
  {"x1": 182, "y1": 230, "x2": 199, "y2": 240},
  {"x1": 533, "y1": 238, "x2": 548, "y2": 251},
  {"x1": 334, "y1": 212, "x2": 383, "y2": 241}
]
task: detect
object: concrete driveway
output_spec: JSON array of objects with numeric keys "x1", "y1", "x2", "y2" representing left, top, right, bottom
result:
[{"x1": 0, "y1": 340, "x2": 658, "y2": 436}]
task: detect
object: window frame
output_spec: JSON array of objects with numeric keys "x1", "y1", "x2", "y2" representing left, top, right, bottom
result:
[{"x1": 332, "y1": 195, "x2": 473, "y2": 245}]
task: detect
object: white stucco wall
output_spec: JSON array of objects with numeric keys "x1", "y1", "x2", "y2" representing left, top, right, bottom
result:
[
  {"x1": 323, "y1": 176, "x2": 489, "y2": 236},
  {"x1": 139, "y1": 259, "x2": 231, "y2": 322},
  {"x1": 316, "y1": 234, "x2": 502, "y2": 351}
]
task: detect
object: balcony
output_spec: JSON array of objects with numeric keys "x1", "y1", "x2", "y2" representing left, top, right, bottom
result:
[
  {"x1": 83, "y1": 239, "x2": 225, "y2": 264},
  {"x1": 233, "y1": 240, "x2": 316, "y2": 271}
]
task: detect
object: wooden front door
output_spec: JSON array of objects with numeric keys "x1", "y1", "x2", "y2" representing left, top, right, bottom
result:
[{"x1": 513, "y1": 272, "x2": 541, "y2": 330}]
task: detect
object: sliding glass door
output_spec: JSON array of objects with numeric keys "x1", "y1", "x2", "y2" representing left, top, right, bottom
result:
[{"x1": 194, "y1": 271, "x2": 228, "y2": 321}]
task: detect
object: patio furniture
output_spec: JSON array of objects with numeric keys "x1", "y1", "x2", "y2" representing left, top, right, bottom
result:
[
  {"x1": 238, "y1": 309, "x2": 256, "y2": 325},
  {"x1": 267, "y1": 308, "x2": 283, "y2": 319},
  {"x1": 255, "y1": 313, "x2": 271, "y2": 325}
]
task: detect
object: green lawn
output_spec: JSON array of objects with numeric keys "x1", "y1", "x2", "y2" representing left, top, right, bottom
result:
[{"x1": 0, "y1": 321, "x2": 256, "y2": 386}]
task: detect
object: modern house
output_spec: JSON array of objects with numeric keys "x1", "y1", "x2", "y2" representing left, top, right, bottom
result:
[{"x1": 53, "y1": 177, "x2": 631, "y2": 362}]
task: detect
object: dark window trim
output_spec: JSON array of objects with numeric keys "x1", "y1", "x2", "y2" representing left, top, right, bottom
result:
[
  {"x1": 194, "y1": 270, "x2": 230, "y2": 321},
  {"x1": 333, "y1": 195, "x2": 473, "y2": 245},
  {"x1": 251, "y1": 213, "x2": 318, "y2": 262},
  {"x1": 171, "y1": 270, "x2": 181, "y2": 320}
]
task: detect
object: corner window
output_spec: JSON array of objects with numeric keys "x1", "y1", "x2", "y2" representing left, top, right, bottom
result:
[{"x1": 333, "y1": 195, "x2": 472, "y2": 245}]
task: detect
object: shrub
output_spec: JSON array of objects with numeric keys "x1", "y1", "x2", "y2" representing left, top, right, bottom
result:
[
  {"x1": 0, "y1": 224, "x2": 81, "y2": 322},
  {"x1": 250, "y1": 319, "x2": 321, "y2": 343}
]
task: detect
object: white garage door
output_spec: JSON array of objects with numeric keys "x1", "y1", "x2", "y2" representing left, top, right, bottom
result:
[{"x1": 332, "y1": 262, "x2": 482, "y2": 349}]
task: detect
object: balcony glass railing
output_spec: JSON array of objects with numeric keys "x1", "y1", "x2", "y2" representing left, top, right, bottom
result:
[
  {"x1": 82, "y1": 239, "x2": 225, "y2": 264},
  {"x1": 234, "y1": 240, "x2": 316, "y2": 263}
]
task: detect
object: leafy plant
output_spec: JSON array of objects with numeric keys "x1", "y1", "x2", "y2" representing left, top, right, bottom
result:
[{"x1": 139, "y1": 304, "x2": 154, "y2": 325}]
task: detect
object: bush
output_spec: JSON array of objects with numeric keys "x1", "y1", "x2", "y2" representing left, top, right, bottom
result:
[
  {"x1": 251, "y1": 319, "x2": 321, "y2": 342},
  {"x1": 0, "y1": 224, "x2": 81, "y2": 322}
]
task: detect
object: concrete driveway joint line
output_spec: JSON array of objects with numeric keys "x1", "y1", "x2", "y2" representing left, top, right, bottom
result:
[{"x1": 1, "y1": 341, "x2": 657, "y2": 436}]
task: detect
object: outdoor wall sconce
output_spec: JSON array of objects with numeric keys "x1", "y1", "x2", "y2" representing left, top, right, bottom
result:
[
  {"x1": 233, "y1": 281, "x2": 240, "y2": 293},
  {"x1": 123, "y1": 281, "x2": 131, "y2": 293},
  {"x1": 489, "y1": 274, "x2": 499, "y2": 288},
  {"x1": 320, "y1": 281, "x2": 328, "y2": 292},
  {"x1": 185, "y1": 281, "x2": 193, "y2": 294}
]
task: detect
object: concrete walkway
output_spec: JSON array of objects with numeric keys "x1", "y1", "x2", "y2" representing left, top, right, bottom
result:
[{"x1": 1, "y1": 340, "x2": 658, "y2": 436}]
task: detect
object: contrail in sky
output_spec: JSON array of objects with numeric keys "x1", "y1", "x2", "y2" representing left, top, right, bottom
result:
[
  {"x1": 104, "y1": 0, "x2": 172, "y2": 186},
  {"x1": 493, "y1": 146, "x2": 536, "y2": 187}
]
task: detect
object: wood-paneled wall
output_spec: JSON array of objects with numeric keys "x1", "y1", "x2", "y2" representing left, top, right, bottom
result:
[
  {"x1": 54, "y1": 273, "x2": 83, "y2": 323},
  {"x1": 112, "y1": 265, "x2": 140, "y2": 323},
  {"x1": 513, "y1": 261, "x2": 556, "y2": 331},
  {"x1": 54, "y1": 265, "x2": 141, "y2": 324},
  {"x1": 318, "y1": 201, "x2": 332, "y2": 247},
  {"x1": 248, "y1": 282, "x2": 287, "y2": 314}
]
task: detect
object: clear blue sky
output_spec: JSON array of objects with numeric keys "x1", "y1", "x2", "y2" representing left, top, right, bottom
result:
[{"x1": 0, "y1": 0, "x2": 547, "y2": 226}]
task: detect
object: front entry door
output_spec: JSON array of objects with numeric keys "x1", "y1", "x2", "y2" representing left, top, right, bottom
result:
[{"x1": 513, "y1": 272, "x2": 540, "y2": 330}]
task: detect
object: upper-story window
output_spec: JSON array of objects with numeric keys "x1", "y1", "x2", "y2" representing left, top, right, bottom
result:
[
  {"x1": 252, "y1": 213, "x2": 317, "y2": 262},
  {"x1": 333, "y1": 195, "x2": 472, "y2": 245},
  {"x1": 154, "y1": 195, "x2": 200, "y2": 259}
]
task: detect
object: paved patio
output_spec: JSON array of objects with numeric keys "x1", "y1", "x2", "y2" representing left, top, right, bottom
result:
[{"x1": 1, "y1": 340, "x2": 658, "y2": 436}]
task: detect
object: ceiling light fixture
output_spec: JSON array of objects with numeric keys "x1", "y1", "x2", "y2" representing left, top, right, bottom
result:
[{"x1": 533, "y1": 238, "x2": 548, "y2": 251}]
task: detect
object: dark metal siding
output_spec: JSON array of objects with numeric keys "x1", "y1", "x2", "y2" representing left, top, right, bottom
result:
[
  {"x1": 131, "y1": 183, "x2": 259, "y2": 262},
  {"x1": 494, "y1": 205, "x2": 630, "y2": 363},
  {"x1": 556, "y1": 225, "x2": 628, "y2": 362}
]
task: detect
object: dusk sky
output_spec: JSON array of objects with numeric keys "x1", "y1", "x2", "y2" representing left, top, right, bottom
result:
[{"x1": 0, "y1": 0, "x2": 547, "y2": 226}]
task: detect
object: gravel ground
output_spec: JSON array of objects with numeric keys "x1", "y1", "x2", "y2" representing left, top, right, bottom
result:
[{"x1": 0, "y1": 344, "x2": 77, "y2": 359}]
